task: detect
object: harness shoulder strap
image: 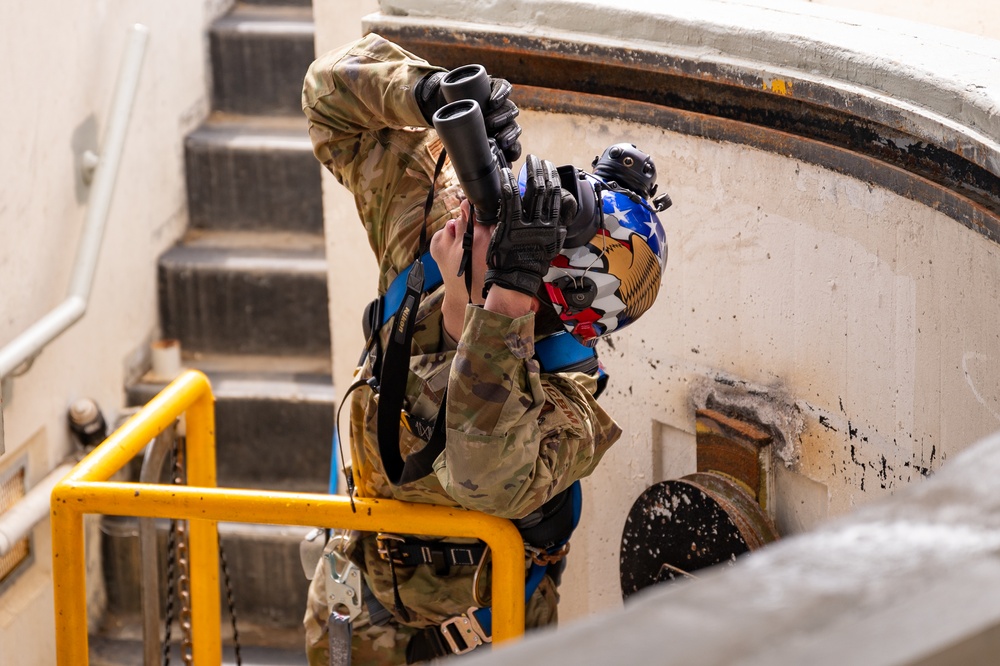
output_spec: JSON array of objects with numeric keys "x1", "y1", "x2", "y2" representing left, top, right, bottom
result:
[{"x1": 381, "y1": 252, "x2": 443, "y2": 329}]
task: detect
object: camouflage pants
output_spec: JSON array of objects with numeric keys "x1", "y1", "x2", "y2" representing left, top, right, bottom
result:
[{"x1": 303, "y1": 546, "x2": 560, "y2": 665}]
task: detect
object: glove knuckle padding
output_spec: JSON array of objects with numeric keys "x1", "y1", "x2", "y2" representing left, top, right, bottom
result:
[
  {"x1": 485, "y1": 155, "x2": 567, "y2": 295},
  {"x1": 489, "y1": 77, "x2": 513, "y2": 108}
]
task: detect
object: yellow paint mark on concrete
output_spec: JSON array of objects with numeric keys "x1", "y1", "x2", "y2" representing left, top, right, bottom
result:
[{"x1": 764, "y1": 79, "x2": 792, "y2": 95}]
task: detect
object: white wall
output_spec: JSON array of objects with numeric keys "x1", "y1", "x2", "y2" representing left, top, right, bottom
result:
[
  {"x1": 806, "y1": 0, "x2": 1000, "y2": 39},
  {"x1": 0, "y1": 1, "x2": 229, "y2": 662},
  {"x1": 515, "y1": 112, "x2": 1000, "y2": 618}
]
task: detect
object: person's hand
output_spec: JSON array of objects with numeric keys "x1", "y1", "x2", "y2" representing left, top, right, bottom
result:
[
  {"x1": 484, "y1": 155, "x2": 567, "y2": 296},
  {"x1": 482, "y1": 77, "x2": 522, "y2": 163},
  {"x1": 415, "y1": 70, "x2": 522, "y2": 163},
  {"x1": 430, "y1": 200, "x2": 491, "y2": 339}
]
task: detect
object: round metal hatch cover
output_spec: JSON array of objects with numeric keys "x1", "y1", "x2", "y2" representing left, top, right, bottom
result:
[{"x1": 620, "y1": 473, "x2": 777, "y2": 600}]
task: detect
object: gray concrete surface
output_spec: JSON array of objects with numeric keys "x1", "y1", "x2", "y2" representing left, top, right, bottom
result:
[
  {"x1": 467, "y1": 429, "x2": 1000, "y2": 665},
  {"x1": 377, "y1": 0, "x2": 1000, "y2": 177}
]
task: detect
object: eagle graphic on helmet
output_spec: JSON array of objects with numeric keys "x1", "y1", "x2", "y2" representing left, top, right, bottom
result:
[{"x1": 520, "y1": 143, "x2": 670, "y2": 347}]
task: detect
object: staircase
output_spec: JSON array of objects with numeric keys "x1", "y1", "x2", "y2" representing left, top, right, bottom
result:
[{"x1": 92, "y1": 1, "x2": 329, "y2": 663}]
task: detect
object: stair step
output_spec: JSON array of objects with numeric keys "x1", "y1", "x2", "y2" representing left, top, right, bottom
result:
[
  {"x1": 127, "y1": 352, "x2": 334, "y2": 492},
  {"x1": 101, "y1": 517, "x2": 316, "y2": 632},
  {"x1": 158, "y1": 237, "x2": 331, "y2": 357},
  {"x1": 210, "y1": 5, "x2": 316, "y2": 116},
  {"x1": 186, "y1": 115, "x2": 322, "y2": 234}
]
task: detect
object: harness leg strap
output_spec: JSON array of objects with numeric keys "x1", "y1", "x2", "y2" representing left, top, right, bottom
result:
[{"x1": 328, "y1": 611, "x2": 352, "y2": 666}]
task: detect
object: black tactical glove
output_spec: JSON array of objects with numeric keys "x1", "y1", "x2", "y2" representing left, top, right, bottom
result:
[
  {"x1": 484, "y1": 155, "x2": 569, "y2": 296},
  {"x1": 482, "y1": 77, "x2": 522, "y2": 163},
  {"x1": 415, "y1": 70, "x2": 449, "y2": 122},
  {"x1": 415, "y1": 70, "x2": 523, "y2": 163}
]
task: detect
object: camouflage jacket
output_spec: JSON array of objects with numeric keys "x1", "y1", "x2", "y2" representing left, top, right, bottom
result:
[{"x1": 302, "y1": 34, "x2": 622, "y2": 627}]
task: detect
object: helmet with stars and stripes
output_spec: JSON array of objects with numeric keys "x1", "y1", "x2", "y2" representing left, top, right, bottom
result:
[{"x1": 520, "y1": 143, "x2": 671, "y2": 347}]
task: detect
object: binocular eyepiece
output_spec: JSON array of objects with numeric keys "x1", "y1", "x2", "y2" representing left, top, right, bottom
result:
[{"x1": 432, "y1": 65, "x2": 504, "y2": 224}]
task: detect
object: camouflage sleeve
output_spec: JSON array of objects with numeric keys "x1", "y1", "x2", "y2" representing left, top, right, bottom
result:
[
  {"x1": 434, "y1": 306, "x2": 623, "y2": 520},
  {"x1": 302, "y1": 33, "x2": 458, "y2": 289},
  {"x1": 301, "y1": 32, "x2": 441, "y2": 178}
]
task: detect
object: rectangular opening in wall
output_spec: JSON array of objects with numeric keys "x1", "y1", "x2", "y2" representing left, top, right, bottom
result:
[
  {"x1": 652, "y1": 420, "x2": 696, "y2": 484},
  {"x1": 0, "y1": 462, "x2": 31, "y2": 589}
]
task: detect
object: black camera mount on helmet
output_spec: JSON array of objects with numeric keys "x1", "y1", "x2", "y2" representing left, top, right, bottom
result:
[{"x1": 592, "y1": 143, "x2": 673, "y2": 213}]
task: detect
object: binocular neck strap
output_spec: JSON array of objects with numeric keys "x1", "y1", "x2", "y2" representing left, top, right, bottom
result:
[{"x1": 424, "y1": 147, "x2": 475, "y2": 305}]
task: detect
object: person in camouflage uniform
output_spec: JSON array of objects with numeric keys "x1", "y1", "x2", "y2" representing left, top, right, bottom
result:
[{"x1": 300, "y1": 33, "x2": 623, "y2": 665}]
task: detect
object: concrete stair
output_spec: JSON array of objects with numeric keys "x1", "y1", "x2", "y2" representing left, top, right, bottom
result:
[
  {"x1": 158, "y1": 233, "x2": 330, "y2": 356},
  {"x1": 185, "y1": 116, "x2": 322, "y2": 234},
  {"x1": 96, "y1": 0, "x2": 328, "y2": 662},
  {"x1": 126, "y1": 353, "x2": 334, "y2": 492},
  {"x1": 210, "y1": 4, "x2": 316, "y2": 116}
]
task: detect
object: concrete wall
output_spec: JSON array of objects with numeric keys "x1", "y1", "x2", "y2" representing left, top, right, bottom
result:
[
  {"x1": 0, "y1": 1, "x2": 229, "y2": 662},
  {"x1": 526, "y1": 111, "x2": 1000, "y2": 618},
  {"x1": 808, "y1": 0, "x2": 1000, "y2": 39},
  {"x1": 310, "y1": 0, "x2": 1000, "y2": 626},
  {"x1": 468, "y1": 428, "x2": 1000, "y2": 665}
]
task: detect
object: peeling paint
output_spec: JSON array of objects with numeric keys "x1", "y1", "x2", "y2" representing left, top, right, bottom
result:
[{"x1": 689, "y1": 374, "x2": 805, "y2": 468}]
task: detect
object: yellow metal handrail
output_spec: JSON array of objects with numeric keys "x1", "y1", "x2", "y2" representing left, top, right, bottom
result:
[{"x1": 51, "y1": 370, "x2": 526, "y2": 664}]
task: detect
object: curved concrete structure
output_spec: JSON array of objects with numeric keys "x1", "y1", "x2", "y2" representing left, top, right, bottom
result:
[
  {"x1": 316, "y1": 0, "x2": 1000, "y2": 635},
  {"x1": 466, "y1": 428, "x2": 1000, "y2": 665}
]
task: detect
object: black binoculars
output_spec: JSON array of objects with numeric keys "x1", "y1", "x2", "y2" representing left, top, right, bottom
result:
[
  {"x1": 432, "y1": 65, "x2": 669, "y2": 247},
  {"x1": 431, "y1": 65, "x2": 506, "y2": 224}
]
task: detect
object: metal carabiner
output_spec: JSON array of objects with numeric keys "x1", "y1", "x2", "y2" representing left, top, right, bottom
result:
[{"x1": 322, "y1": 535, "x2": 364, "y2": 622}]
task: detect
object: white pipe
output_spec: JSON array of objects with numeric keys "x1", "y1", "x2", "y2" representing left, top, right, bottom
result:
[
  {"x1": 69, "y1": 23, "x2": 149, "y2": 300},
  {"x1": 0, "y1": 463, "x2": 75, "y2": 556},
  {"x1": 0, "y1": 298, "x2": 86, "y2": 378},
  {"x1": 0, "y1": 23, "x2": 148, "y2": 380}
]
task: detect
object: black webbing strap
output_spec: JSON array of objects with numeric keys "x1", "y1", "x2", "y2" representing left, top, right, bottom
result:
[
  {"x1": 405, "y1": 627, "x2": 452, "y2": 664},
  {"x1": 375, "y1": 260, "x2": 425, "y2": 485},
  {"x1": 374, "y1": 150, "x2": 448, "y2": 487},
  {"x1": 368, "y1": 150, "x2": 449, "y2": 624}
]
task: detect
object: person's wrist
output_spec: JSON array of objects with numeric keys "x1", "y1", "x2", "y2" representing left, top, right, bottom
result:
[
  {"x1": 484, "y1": 284, "x2": 536, "y2": 318},
  {"x1": 414, "y1": 70, "x2": 447, "y2": 125},
  {"x1": 484, "y1": 268, "x2": 542, "y2": 296}
]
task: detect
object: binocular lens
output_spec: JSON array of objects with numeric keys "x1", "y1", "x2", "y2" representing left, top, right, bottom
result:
[
  {"x1": 441, "y1": 64, "x2": 491, "y2": 108},
  {"x1": 432, "y1": 100, "x2": 501, "y2": 223}
]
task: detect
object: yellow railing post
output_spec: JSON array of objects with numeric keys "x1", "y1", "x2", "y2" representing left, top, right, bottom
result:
[
  {"x1": 185, "y1": 382, "x2": 222, "y2": 665},
  {"x1": 51, "y1": 370, "x2": 526, "y2": 665},
  {"x1": 50, "y1": 490, "x2": 87, "y2": 665}
]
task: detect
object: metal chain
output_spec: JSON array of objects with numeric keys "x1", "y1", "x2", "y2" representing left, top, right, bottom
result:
[
  {"x1": 158, "y1": 430, "x2": 243, "y2": 664},
  {"x1": 173, "y1": 437, "x2": 195, "y2": 666},
  {"x1": 163, "y1": 522, "x2": 177, "y2": 665},
  {"x1": 219, "y1": 536, "x2": 242, "y2": 665},
  {"x1": 175, "y1": 522, "x2": 194, "y2": 665},
  {"x1": 162, "y1": 440, "x2": 178, "y2": 666},
  {"x1": 161, "y1": 430, "x2": 243, "y2": 665}
]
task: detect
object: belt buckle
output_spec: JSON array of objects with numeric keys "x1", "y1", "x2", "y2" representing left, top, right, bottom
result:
[
  {"x1": 450, "y1": 547, "x2": 476, "y2": 566},
  {"x1": 376, "y1": 533, "x2": 407, "y2": 565},
  {"x1": 440, "y1": 607, "x2": 491, "y2": 655}
]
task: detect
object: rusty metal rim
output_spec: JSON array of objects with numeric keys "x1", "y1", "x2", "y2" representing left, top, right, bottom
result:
[
  {"x1": 366, "y1": 19, "x2": 1000, "y2": 246},
  {"x1": 681, "y1": 472, "x2": 780, "y2": 550}
]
